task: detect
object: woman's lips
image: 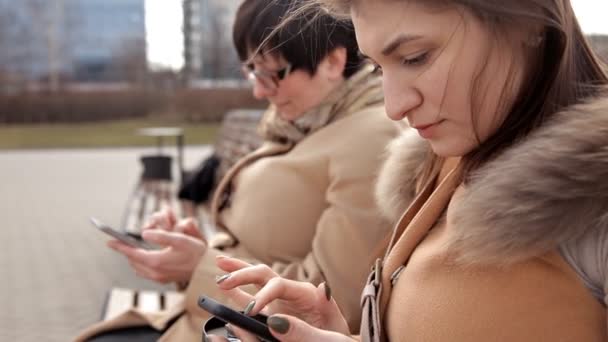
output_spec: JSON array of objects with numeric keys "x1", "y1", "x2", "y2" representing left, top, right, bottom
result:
[{"x1": 414, "y1": 120, "x2": 443, "y2": 139}]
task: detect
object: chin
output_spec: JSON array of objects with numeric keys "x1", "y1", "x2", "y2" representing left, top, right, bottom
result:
[
  {"x1": 428, "y1": 141, "x2": 471, "y2": 158},
  {"x1": 279, "y1": 110, "x2": 304, "y2": 122},
  {"x1": 278, "y1": 113, "x2": 292, "y2": 121}
]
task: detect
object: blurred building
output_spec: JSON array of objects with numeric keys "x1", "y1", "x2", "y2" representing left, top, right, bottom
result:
[
  {"x1": 0, "y1": 0, "x2": 51, "y2": 80},
  {"x1": 70, "y1": 0, "x2": 146, "y2": 82},
  {"x1": 0, "y1": 0, "x2": 146, "y2": 87},
  {"x1": 183, "y1": 0, "x2": 241, "y2": 81}
]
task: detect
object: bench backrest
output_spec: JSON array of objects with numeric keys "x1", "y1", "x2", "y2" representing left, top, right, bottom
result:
[{"x1": 214, "y1": 109, "x2": 264, "y2": 183}]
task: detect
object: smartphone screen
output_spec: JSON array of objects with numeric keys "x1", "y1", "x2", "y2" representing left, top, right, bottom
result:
[
  {"x1": 198, "y1": 296, "x2": 278, "y2": 342},
  {"x1": 90, "y1": 217, "x2": 157, "y2": 250}
]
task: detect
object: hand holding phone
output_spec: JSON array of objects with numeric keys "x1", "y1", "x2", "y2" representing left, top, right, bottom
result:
[
  {"x1": 90, "y1": 217, "x2": 157, "y2": 250},
  {"x1": 198, "y1": 296, "x2": 278, "y2": 342}
]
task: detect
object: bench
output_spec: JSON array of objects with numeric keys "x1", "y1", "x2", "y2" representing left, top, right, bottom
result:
[
  {"x1": 102, "y1": 288, "x2": 184, "y2": 321},
  {"x1": 121, "y1": 109, "x2": 264, "y2": 236},
  {"x1": 213, "y1": 109, "x2": 264, "y2": 185},
  {"x1": 101, "y1": 109, "x2": 264, "y2": 323}
]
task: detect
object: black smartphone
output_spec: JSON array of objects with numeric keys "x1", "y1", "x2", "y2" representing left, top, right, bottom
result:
[
  {"x1": 89, "y1": 217, "x2": 157, "y2": 250},
  {"x1": 198, "y1": 296, "x2": 278, "y2": 342}
]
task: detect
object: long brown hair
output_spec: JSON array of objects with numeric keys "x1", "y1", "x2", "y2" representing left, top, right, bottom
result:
[{"x1": 300, "y1": 0, "x2": 608, "y2": 182}]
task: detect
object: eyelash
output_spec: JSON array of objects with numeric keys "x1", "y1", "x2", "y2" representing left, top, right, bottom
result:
[
  {"x1": 369, "y1": 51, "x2": 429, "y2": 76},
  {"x1": 401, "y1": 52, "x2": 429, "y2": 66}
]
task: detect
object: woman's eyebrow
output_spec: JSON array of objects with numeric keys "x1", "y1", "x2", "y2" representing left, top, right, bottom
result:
[{"x1": 382, "y1": 34, "x2": 423, "y2": 56}]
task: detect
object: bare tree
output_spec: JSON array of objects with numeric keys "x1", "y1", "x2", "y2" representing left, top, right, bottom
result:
[
  {"x1": 0, "y1": 7, "x2": 11, "y2": 89},
  {"x1": 0, "y1": 2, "x2": 33, "y2": 91},
  {"x1": 24, "y1": 0, "x2": 68, "y2": 91},
  {"x1": 112, "y1": 37, "x2": 149, "y2": 84},
  {"x1": 5, "y1": 0, "x2": 76, "y2": 91},
  {"x1": 0, "y1": 3, "x2": 12, "y2": 72}
]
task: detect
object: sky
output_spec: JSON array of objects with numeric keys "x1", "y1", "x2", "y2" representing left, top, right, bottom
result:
[
  {"x1": 144, "y1": 0, "x2": 608, "y2": 70},
  {"x1": 571, "y1": 0, "x2": 608, "y2": 35},
  {"x1": 145, "y1": 0, "x2": 184, "y2": 70}
]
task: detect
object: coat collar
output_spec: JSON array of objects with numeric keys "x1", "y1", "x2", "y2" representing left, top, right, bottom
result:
[
  {"x1": 257, "y1": 64, "x2": 384, "y2": 144},
  {"x1": 376, "y1": 96, "x2": 608, "y2": 264}
]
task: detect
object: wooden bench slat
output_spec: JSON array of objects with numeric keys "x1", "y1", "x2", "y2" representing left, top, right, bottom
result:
[
  {"x1": 163, "y1": 291, "x2": 184, "y2": 310},
  {"x1": 104, "y1": 288, "x2": 136, "y2": 321},
  {"x1": 137, "y1": 290, "x2": 161, "y2": 313}
]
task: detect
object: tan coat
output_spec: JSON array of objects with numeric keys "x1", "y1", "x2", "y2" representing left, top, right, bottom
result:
[
  {"x1": 76, "y1": 74, "x2": 399, "y2": 341},
  {"x1": 365, "y1": 97, "x2": 608, "y2": 341}
]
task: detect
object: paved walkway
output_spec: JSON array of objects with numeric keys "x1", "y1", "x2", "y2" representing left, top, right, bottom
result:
[{"x1": 0, "y1": 146, "x2": 211, "y2": 341}]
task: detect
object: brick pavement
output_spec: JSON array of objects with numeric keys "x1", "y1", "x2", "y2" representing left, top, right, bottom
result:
[{"x1": 0, "y1": 146, "x2": 210, "y2": 342}]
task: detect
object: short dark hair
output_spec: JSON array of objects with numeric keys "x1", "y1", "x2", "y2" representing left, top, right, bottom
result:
[{"x1": 232, "y1": 0, "x2": 364, "y2": 78}]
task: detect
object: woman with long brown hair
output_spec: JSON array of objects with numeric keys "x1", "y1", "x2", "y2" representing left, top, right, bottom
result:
[{"x1": 211, "y1": 0, "x2": 608, "y2": 341}]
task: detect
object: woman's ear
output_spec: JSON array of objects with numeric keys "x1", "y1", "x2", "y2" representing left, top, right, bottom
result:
[{"x1": 321, "y1": 47, "x2": 347, "y2": 80}]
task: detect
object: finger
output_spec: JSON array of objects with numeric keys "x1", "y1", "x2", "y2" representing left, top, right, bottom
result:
[
  {"x1": 142, "y1": 207, "x2": 176, "y2": 231},
  {"x1": 204, "y1": 334, "x2": 229, "y2": 342},
  {"x1": 267, "y1": 314, "x2": 354, "y2": 342},
  {"x1": 316, "y1": 283, "x2": 350, "y2": 334},
  {"x1": 142, "y1": 213, "x2": 165, "y2": 231},
  {"x1": 215, "y1": 255, "x2": 254, "y2": 273},
  {"x1": 227, "y1": 324, "x2": 263, "y2": 342},
  {"x1": 107, "y1": 239, "x2": 140, "y2": 256},
  {"x1": 161, "y1": 206, "x2": 177, "y2": 227},
  {"x1": 175, "y1": 218, "x2": 205, "y2": 241},
  {"x1": 244, "y1": 278, "x2": 317, "y2": 316},
  {"x1": 216, "y1": 263, "x2": 277, "y2": 291},
  {"x1": 142, "y1": 229, "x2": 191, "y2": 249},
  {"x1": 108, "y1": 239, "x2": 166, "y2": 269}
]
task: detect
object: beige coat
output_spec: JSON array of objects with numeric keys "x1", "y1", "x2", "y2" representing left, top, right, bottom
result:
[
  {"x1": 364, "y1": 97, "x2": 608, "y2": 341},
  {"x1": 76, "y1": 71, "x2": 399, "y2": 341}
]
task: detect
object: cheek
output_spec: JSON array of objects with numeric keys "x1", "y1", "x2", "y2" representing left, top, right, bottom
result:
[
  {"x1": 420, "y1": 59, "x2": 472, "y2": 122},
  {"x1": 298, "y1": 80, "x2": 327, "y2": 107},
  {"x1": 436, "y1": 53, "x2": 494, "y2": 139},
  {"x1": 278, "y1": 82, "x2": 301, "y2": 106},
  {"x1": 281, "y1": 75, "x2": 310, "y2": 102},
  {"x1": 472, "y1": 64, "x2": 517, "y2": 141}
]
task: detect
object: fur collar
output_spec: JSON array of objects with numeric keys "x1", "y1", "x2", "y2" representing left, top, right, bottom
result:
[
  {"x1": 376, "y1": 96, "x2": 608, "y2": 264},
  {"x1": 374, "y1": 128, "x2": 429, "y2": 223}
]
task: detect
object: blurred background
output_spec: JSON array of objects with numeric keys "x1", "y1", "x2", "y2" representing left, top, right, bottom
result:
[
  {"x1": 0, "y1": 0, "x2": 265, "y2": 149},
  {"x1": 0, "y1": 0, "x2": 605, "y2": 146},
  {"x1": 0, "y1": 1, "x2": 606, "y2": 341}
]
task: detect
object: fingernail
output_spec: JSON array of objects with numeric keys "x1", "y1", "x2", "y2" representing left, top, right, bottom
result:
[
  {"x1": 215, "y1": 255, "x2": 228, "y2": 260},
  {"x1": 215, "y1": 274, "x2": 231, "y2": 284},
  {"x1": 324, "y1": 282, "x2": 332, "y2": 301},
  {"x1": 243, "y1": 300, "x2": 256, "y2": 315},
  {"x1": 268, "y1": 316, "x2": 290, "y2": 334}
]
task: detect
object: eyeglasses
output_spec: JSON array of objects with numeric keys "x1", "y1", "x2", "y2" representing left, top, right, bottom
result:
[{"x1": 241, "y1": 63, "x2": 292, "y2": 90}]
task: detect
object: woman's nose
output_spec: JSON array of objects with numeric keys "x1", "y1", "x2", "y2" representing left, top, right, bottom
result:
[
  {"x1": 383, "y1": 76, "x2": 422, "y2": 121},
  {"x1": 252, "y1": 80, "x2": 275, "y2": 100}
]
